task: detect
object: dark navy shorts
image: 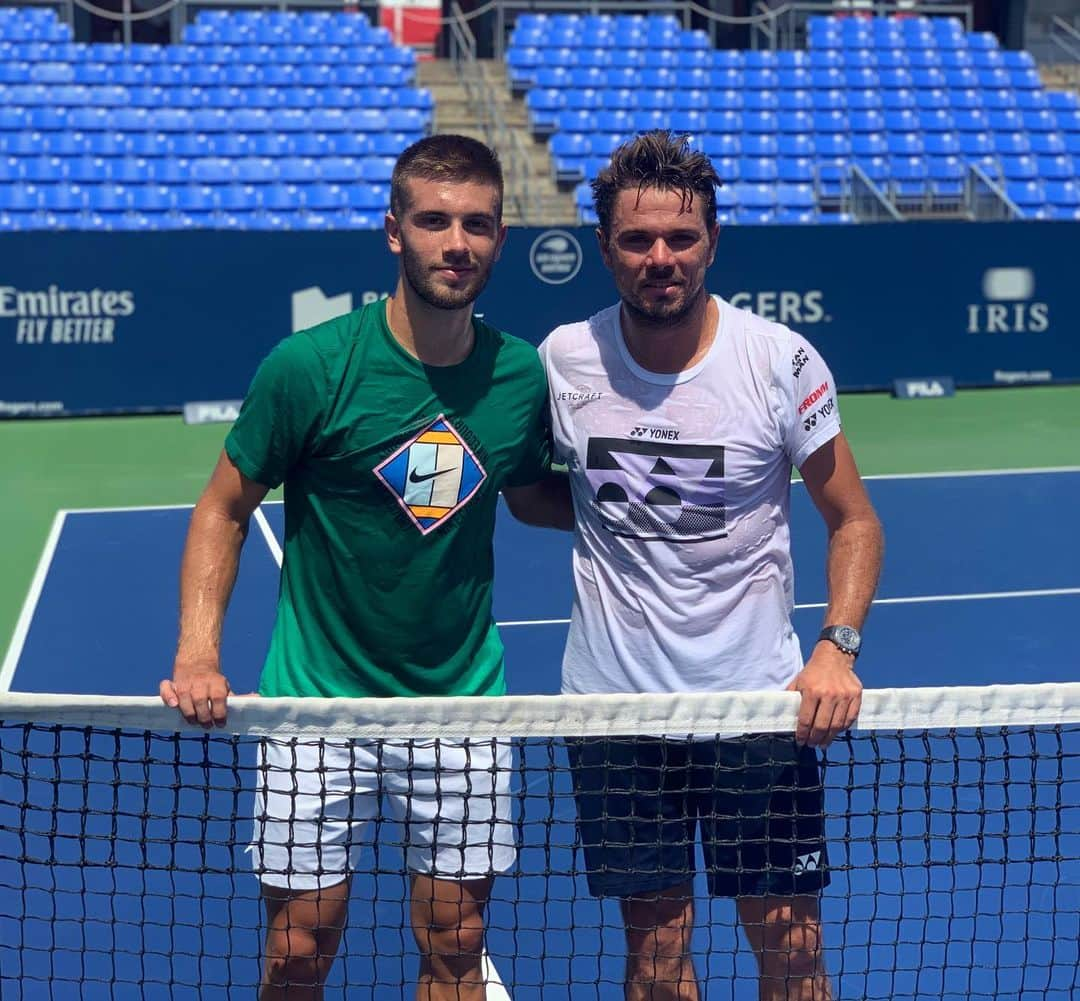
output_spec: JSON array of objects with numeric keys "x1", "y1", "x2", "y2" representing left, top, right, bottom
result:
[{"x1": 565, "y1": 734, "x2": 830, "y2": 899}]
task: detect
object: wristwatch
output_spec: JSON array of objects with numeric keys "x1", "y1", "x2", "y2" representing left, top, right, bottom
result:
[{"x1": 819, "y1": 625, "x2": 862, "y2": 659}]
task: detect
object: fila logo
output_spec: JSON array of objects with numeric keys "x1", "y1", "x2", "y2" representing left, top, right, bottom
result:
[
  {"x1": 794, "y1": 851, "x2": 822, "y2": 875},
  {"x1": 629, "y1": 426, "x2": 680, "y2": 440}
]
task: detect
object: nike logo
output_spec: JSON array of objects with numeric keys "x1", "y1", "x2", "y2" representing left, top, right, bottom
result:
[{"x1": 408, "y1": 467, "x2": 450, "y2": 484}]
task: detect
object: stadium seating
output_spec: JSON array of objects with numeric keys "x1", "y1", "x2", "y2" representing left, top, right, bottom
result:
[
  {"x1": 0, "y1": 7, "x2": 431, "y2": 230},
  {"x1": 510, "y1": 12, "x2": 1080, "y2": 224}
]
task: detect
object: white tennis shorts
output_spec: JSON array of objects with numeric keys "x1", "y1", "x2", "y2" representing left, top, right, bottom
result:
[{"x1": 250, "y1": 736, "x2": 516, "y2": 890}]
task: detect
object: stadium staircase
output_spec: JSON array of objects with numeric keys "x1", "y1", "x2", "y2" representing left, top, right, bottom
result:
[{"x1": 418, "y1": 57, "x2": 577, "y2": 226}]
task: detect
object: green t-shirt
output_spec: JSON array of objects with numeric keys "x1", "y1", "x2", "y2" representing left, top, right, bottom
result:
[{"x1": 225, "y1": 300, "x2": 552, "y2": 699}]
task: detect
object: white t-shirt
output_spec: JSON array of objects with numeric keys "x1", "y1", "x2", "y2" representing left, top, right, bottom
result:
[{"x1": 538, "y1": 295, "x2": 842, "y2": 697}]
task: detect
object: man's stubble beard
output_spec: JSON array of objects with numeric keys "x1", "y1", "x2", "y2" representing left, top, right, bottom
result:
[
  {"x1": 621, "y1": 280, "x2": 707, "y2": 327},
  {"x1": 400, "y1": 237, "x2": 494, "y2": 311}
]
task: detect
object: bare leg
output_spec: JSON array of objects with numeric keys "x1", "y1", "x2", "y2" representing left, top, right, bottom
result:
[
  {"x1": 737, "y1": 895, "x2": 832, "y2": 1001},
  {"x1": 259, "y1": 878, "x2": 351, "y2": 1000},
  {"x1": 621, "y1": 881, "x2": 700, "y2": 1001},
  {"x1": 410, "y1": 873, "x2": 494, "y2": 1001}
]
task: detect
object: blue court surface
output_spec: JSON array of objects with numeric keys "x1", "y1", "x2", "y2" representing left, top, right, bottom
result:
[{"x1": 2, "y1": 468, "x2": 1078, "y2": 999}]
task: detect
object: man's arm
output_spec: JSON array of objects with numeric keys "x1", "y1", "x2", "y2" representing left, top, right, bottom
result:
[
  {"x1": 159, "y1": 449, "x2": 270, "y2": 727},
  {"x1": 502, "y1": 469, "x2": 575, "y2": 531},
  {"x1": 790, "y1": 432, "x2": 884, "y2": 747}
]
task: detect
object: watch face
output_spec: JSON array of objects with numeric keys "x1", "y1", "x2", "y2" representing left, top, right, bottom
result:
[{"x1": 835, "y1": 626, "x2": 861, "y2": 651}]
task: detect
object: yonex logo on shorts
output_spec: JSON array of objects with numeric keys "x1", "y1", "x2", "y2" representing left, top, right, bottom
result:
[
  {"x1": 373, "y1": 414, "x2": 487, "y2": 535},
  {"x1": 794, "y1": 851, "x2": 821, "y2": 874}
]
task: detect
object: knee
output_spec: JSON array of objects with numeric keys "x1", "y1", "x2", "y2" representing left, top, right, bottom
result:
[
  {"x1": 264, "y1": 928, "x2": 323, "y2": 988},
  {"x1": 415, "y1": 917, "x2": 485, "y2": 959},
  {"x1": 759, "y1": 921, "x2": 826, "y2": 981}
]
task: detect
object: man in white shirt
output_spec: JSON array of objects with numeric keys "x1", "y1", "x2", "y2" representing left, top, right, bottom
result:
[{"x1": 536, "y1": 131, "x2": 884, "y2": 1001}]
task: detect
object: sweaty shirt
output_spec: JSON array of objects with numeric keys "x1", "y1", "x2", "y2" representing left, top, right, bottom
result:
[{"x1": 539, "y1": 295, "x2": 841, "y2": 696}]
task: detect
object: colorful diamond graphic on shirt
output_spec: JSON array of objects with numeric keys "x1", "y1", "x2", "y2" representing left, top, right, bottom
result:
[{"x1": 373, "y1": 414, "x2": 487, "y2": 535}]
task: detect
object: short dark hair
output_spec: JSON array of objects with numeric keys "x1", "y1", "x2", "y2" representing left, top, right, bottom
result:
[
  {"x1": 390, "y1": 134, "x2": 504, "y2": 220},
  {"x1": 591, "y1": 130, "x2": 720, "y2": 236}
]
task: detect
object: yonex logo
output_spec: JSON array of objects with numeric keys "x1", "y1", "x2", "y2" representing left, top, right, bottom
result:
[
  {"x1": 794, "y1": 851, "x2": 821, "y2": 874},
  {"x1": 629, "y1": 426, "x2": 680, "y2": 440}
]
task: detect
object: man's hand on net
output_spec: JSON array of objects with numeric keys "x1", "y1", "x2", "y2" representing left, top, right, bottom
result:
[
  {"x1": 786, "y1": 644, "x2": 863, "y2": 747},
  {"x1": 160, "y1": 660, "x2": 232, "y2": 728}
]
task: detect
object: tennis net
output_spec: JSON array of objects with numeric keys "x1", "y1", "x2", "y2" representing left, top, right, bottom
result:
[{"x1": 1, "y1": 684, "x2": 1077, "y2": 1000}]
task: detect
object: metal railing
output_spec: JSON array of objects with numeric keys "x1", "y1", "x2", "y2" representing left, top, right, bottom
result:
[
  {"x1": 849, "y1": 164, "x2": 904, "y2": 222},
  {"x1": 491, "y1": 0, "x2": 973, "y2": 58},
  {"x1": 965, "y1": 164, "x2": 1020, "y2": 221},
  {"x1": 749, "y1": 1, "x2": 972, "y2": 51},
  {"x1": 447, "y1": 1, "x2": 535, "y2": 222},
  {"x1": 1048, "y1": 15, "x2": 1080, "y2": 63}
]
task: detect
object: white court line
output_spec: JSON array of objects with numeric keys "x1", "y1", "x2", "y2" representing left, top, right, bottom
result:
[
  {"x1": 252, "y1": 506, "x2": 283, "y2": 568},
  {"x1": 50, "y1": 464, "x2": 1080, "y2": 516},
  {"x1": 856, "y1": 464, "x2": 1080, "y2": 482},
  {"x1": 496, "y1": 585, "x2": 1080, "y2": 628},
  {"x1": 0, "y1": 510, "x2": 67, "y2": 693}
]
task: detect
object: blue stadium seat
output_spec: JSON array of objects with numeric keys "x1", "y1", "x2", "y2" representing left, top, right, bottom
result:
[
  {"x1": 778, "y1": 90, "x2": 814, "y2": 112},
  {"x1": 814, "y1": 133, "x2": 852, "y2": 157},
  {"x1": 1000, "y1": 154, "x2": 1038, "y2": 180},
  {"x1": 959, "y1": 131, "x2": 995, "y2": 156},
  {"x1": 744, "y1": 90, "x2": 779, "y2": 111},
  {"x1": 1005, "y1": 179, "x2": 1045, "y2": 215},
  {"x1": 909, "y1": 50, "x2": 944, "y2": 70},
  {"x1": 130, "y1": 184, "x2": 175, "y2": 212},
  {"x1": 1029, "y1": 132, "x2": 1067, "y2": 156},
  {"x1": 849, "y1": 109, "x2": 886, "y2": 133},
  {"x1": 1037, "y1": 154, "x2": 1075, "y2": 179},
  {"x1": 810, "y1": 90, "x2": 846, "y2": 112},
  {"x1": 889, "y1": 155, "x2": 930, "y2": 199},
  {"x1": 954, "y1": 109, "x2": 991, "y2": 132},
  {"x1": 988, "y1": 108, "x2": 1024, "y2": 132},
  {"x1": 776, "y1": 182, "x2": 815, "y2": 209},
  {"x1": 852, "y1": 133, "x2": 887, "y2": 157},
  {"x1": 743, "y1": 111, "x2": 777, "y2": 133},
  {"x1": 739, "y1": 157, "x2": 778, "y2": 182},
  {"x1": 854, "y1": 155, "x2": 890, "y2": 184},
  {"x1": 671, "y1": 110, "x2": 707, "y2": 132},
  {"x1": 706, "y1": 110, "x2": 742, "y2": 134},
  {"x1": 1015, "y1": 90, "x2": 1051, "y2": 112},
  {"x1": 780, "y1": 67, "x2": 812, "y2": 89},
  {"x1": 1056, "y1": 109, "x2": 1080, "y2": 132},
  {"x1": 882, "y1": 89, "x2": 917, "y2": 111},
  {"x1": 778, "y1": 110, "x2": 813, "y2": 134},
  {"x1": 812, "y1": 109, "x2": 848, "y2": 133},
  {"x1": 702, "y1": 134, "x2": 740, "y2": 158},
  {"x1": 919, "y1": 109, "x2": 956, "y2": 133},
  {"x1": 994, "y1": 132, "x2": 1032, "y2": 155},
  {"x1": 913, "y1": 68, "x2": 947, "y2": 90},
  {"x1": 875, "y1": 50, "x2": 909, "y2": 70},
  {"x1": 712, "y1": 50, "x2": 743, "y2": 69},
  {"x1": 711, "y1": 89, "x2": 743, "y2": 111},
  {"x1": 743, "y1": 50, "x2": 778, "y2": 69},
  {"x1": 1046, "y1": 179, "x2": 1080, "y2": 208},
  {"x1": 929, "y1": 155, "x2": 966, "y2": 195}
]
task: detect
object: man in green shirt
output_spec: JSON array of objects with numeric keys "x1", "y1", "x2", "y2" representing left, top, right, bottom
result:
[{"x1": 160, "y1": 135, "x2": 571, "y2": 1000}]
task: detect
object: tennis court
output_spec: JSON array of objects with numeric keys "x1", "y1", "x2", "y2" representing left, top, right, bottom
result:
[{"x1": 1, "y1": 389, "x2": 1078, "y2": 999}]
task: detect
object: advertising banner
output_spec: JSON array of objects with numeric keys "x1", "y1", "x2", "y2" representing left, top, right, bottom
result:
[{"x1": 0, "y1": 221, "x2": 1075, "y2": 417}]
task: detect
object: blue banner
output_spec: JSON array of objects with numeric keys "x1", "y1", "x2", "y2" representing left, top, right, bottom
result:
[{"x1": 1, "y1": 221, "x2": 1076, "y2": 416}]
